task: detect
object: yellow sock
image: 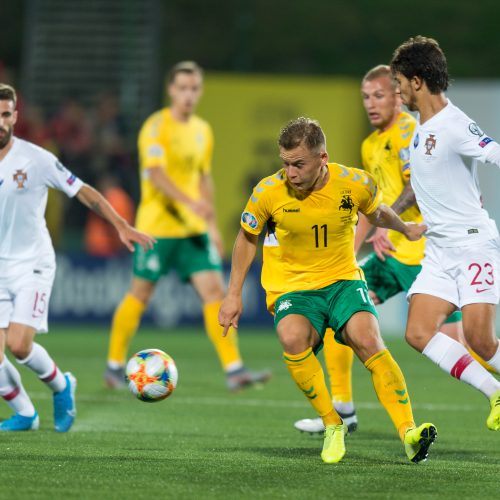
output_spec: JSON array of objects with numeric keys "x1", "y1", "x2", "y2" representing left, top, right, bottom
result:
[
  {"x1": 107, "y1": 293, "x2": 146, "y2": 365},
  {"x1": 324, "y1": 330, "x2": 354, "y2": 403},
  {"x1": 284, "y1": 348, "x2": 341, "y2": 426},
  {"x1": 203, "y1": 301, "x2": 242, "y2": 372},
  {"x1": 365, "y1": 349, "x2": 415, "y2": 441},
  {"x1": 469, "y1": 349, "x2": 498, "y2": 374}
]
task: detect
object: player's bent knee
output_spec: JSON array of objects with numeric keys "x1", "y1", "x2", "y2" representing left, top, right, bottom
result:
[
  {"x1": 277, "y1": 328, "x2": 313, "y2": 354},
  {"x1": 405, "y1": 326, "x2": 431, "y2": 352},
  {"x1": 8, "y1": 343, "x2": 32, "y2": 361},
  {"x1": 466, "y1": 336, "x2": 498, "y2": 361}
]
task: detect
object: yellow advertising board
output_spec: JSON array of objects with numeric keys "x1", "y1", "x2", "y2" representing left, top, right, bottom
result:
[{"x1": 198, "y1": 73, "x2": 366, "y2": 251}]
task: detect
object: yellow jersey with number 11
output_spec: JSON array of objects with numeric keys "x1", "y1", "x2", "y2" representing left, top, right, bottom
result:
[{"x1": 241, "y1": 163, "x2": 383, "y2": 312}]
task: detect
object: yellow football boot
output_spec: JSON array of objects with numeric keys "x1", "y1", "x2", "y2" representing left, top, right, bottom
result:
[
  {"x1": 404, "y1": 423, "x2": 437, "y2": 463},
  {"x1": 486, "y1": 389, "x2": 500, "y2": 431},
  {"x1": 321, "y1": 423, "x2": 347, "y2": 464}
]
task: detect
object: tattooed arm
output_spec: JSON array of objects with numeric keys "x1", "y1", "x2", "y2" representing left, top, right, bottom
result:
[
  {"x1": 76, "y1": 184, "x2": 155, "y2": 252},
  {"x1": 391, "y1": 181, "x2": 417, "y2": 215},
  {"x1": 365, "y1": 182, "x2": 418, "y2": 261}
]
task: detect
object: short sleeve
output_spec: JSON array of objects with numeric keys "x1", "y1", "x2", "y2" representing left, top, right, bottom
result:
[
  {"x1": 397, "y1": 120, "x2": 416, "y2": 182},
  {"x1": 41, "y1": 153, "x2": 83, "y2": 197},
  {"x1": 138, "y1": 114, "x2": 167, "y2": 171},
  {"x1": 240, "y1": 182, "x2": 272, "y2": 235},
  {"x1": 449, "y1": 119, "x2": 498, "y2": 163},
  {"x1": 357, "y1": 171, "x2": 383, "y2": 216}
]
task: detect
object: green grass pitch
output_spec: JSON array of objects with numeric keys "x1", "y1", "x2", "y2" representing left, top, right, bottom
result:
[{"x1": 0, "y1": 326, "x2": 498, "y2": 499}]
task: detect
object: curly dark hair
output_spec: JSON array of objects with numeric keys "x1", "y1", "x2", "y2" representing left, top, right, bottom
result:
[
  {"x1": 278, "y1": 117, "x2": 326, "y2": 153},
  {"x1": 390, "y1": 36, "x2": 449, "y2": 94}
]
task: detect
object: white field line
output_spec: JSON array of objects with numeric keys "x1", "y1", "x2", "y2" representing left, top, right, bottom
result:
[{"x1": 27, "y1": 392, "x2": 479, "y2": 412}]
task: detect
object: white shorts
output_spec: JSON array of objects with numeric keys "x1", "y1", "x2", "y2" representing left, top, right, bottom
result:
[
  {"x1": 408, "y1": 238, "x2": 500, "y2": 308},
  {"x1": 0, "y1": 266, "x2": 55, "y2": 333}
]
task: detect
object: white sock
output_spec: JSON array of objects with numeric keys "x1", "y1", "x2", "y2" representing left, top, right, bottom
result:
[
  {"x1": 0, "y1": 358, "x2": 36, "y2": 417},
  {"x1": 17, "y1": 343, "x2": 66, "y2": 393},
  {"x1": 225, "y1": 361, "x2": 244, "y2": 374},
  {"x1": 423, "y1": 332, "x2": 500, "y2": 398},
  {"x1": 486, "y1": 342, "x2": 500, "y2": 372},
  {"x1": 333, "y1": 401, "x2": 355, "y2": 415}
]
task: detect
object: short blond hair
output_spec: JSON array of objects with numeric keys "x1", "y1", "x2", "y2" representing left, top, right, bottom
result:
[
  {"x1": 167, "y1": 61, "x2": 203, "y2": 85},
  {"x1": 362, "y1": 65, "x2": 398, "y2": 91}
]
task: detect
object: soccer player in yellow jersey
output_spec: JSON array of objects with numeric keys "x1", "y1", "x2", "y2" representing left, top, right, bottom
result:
[
  {"x1": 104, "y1": 61, "x2": 270, "y2": 391},
  {"x1": 219, "y1": 117, "x2": 437, "y2": 464},
  {"x1": 293, "y1": 65, "x2": 496, "y2": 436}
]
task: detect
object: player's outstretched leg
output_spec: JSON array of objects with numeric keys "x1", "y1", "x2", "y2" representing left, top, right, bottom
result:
[
  {"x1": 294, "y1": 405, "x2": 358, "y2": 434},
  {"x1": 404, "y1": 423, "x2": 438, "y2": 463},
  {"x1": 486, "y1": 389, "x2": 500, "y2": 431},
  {"x1": 364, "y1": 349, "x2": 437, "y2": 463},
  {"x1": 420, "y1": 332, "x2": 500, "y2": 430},
  {"x1": 53, "y1": 372, "x2": 77, "y2": 432},
  {"x1": 321, "y1": 423, "x2": 347, "y2": 464}
]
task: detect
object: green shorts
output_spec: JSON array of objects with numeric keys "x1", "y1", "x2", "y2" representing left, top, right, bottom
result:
[
  {"x1": 274, "y1": 280, "x2": 378, "y2": 352},
  {"x1": 360, "y1": 253, "x2": 461, "y2": 324},
  {"x1": 133, "y1": 234, "x2": 222, "y2": 283}
]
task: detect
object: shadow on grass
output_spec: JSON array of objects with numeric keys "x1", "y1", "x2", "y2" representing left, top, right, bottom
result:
[{"x1": 210, "y1": 446, "x2": 319, "y2": 459}]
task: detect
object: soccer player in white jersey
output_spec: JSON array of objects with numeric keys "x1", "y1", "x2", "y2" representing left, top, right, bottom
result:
[
  {"x1": 0, "y1": 84, "x2": 154, "y2": 431},
  {"x1": 390, "y1": 36, "x2": 500, "y2": 431}
]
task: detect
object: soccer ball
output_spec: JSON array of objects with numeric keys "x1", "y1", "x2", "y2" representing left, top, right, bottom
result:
[{"x1": 126, "y1": 349, "x2": 178, "y2": 402}]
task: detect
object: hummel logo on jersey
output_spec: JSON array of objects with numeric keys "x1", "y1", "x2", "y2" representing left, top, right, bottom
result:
[
  {"x1": 283, "y1": 208, "x2": 300, "y2": 213},
  {"x1": 424, "y1": 134, "x2": 436, "y2": 155},
  {"x1": 276, "y1": 299, "x2": 292, "y2": 313},
  {"x1": 13, "y1": 169, "x2": 27, "y2": 188}
]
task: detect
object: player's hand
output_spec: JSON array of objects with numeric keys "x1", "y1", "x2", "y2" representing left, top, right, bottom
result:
[
  {"x1": 366, "y1": 227, "x2": 395, "y2": 261},
  {"x1": 403, "y1": 222, "x2": 427, "y2": 241},
  {"x1": 188, "y1": 199, "x2": 214, "y2": 221},
  {"x1": 118, "y1": 225, "x2": 156, "y2": 252},
  {"x1": 218, "y1": 295, "x2": 243, "y2": 337}
]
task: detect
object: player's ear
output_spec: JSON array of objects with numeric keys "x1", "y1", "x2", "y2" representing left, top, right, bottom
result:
[
  {"x1": 411, "y1": 76, "x2": 423, "y2": 91},
  {"x1": 320, "y1": 150, "x2": 328, "y2": 165}
]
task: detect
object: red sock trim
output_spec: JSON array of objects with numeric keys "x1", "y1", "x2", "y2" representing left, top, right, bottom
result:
[
  {"x1": 450, "y1": 354, "x2": 474, "y2": 379},
  {"x1": 2, "y1": 386, "x2": 20, "y2": 401},
  {"x1": 40, "y1": 364, "x2": 58, "y2": 383}
]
